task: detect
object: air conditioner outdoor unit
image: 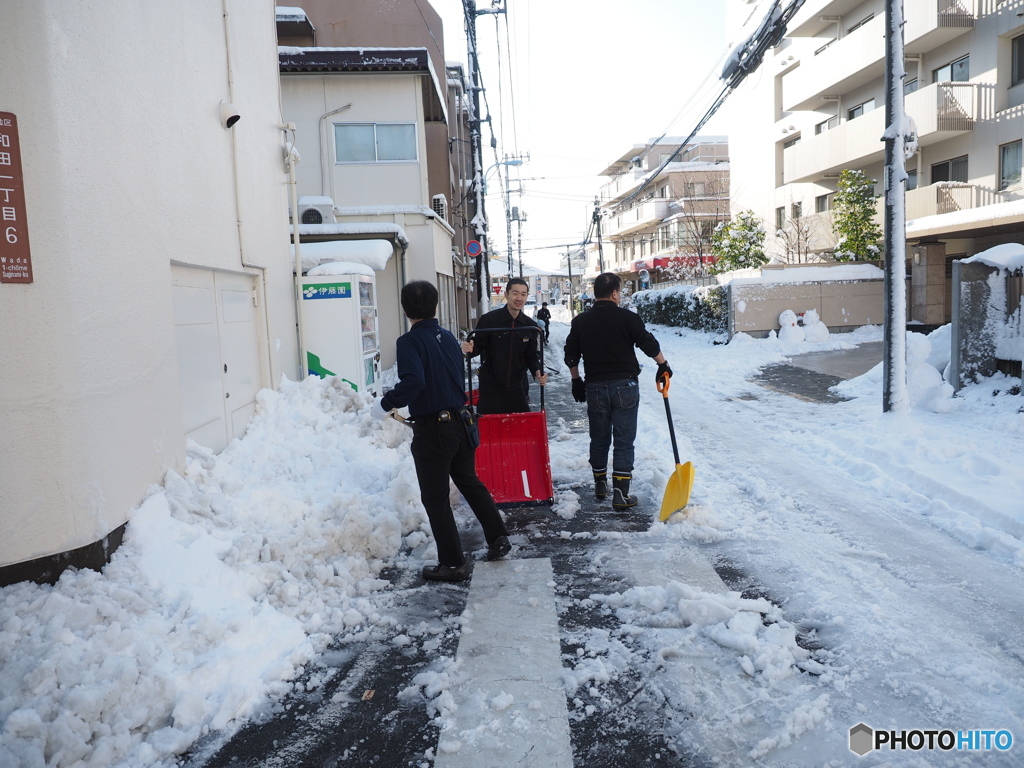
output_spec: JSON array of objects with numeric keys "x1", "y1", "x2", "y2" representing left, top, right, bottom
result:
[
  {"x1": 431, "y1": 194, "x2": 448, "y2": 222},
  {"x1": 297, "y1": 196, "x2": 336, "y2": 225}
]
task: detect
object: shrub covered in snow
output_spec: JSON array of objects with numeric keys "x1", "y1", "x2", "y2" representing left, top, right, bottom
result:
[
  {"x1": 832, "y1": 170, "x2": 882, "y2": 262},
  {"x1": 632, "y1": 284, "x2": 727, "y2": 333},
  {"x1": 710, "y1": 210, "x2": 768, "y2": 273}
]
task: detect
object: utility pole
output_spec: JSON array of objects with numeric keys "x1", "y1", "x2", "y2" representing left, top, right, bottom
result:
[
  {"x1": 882, "y1": 0, "x2": 908, "y2": 412},
  {"x1": 565, "y1": 249, "x2": 574, "y2": 317},
  {"x1": 593, "y1": 198, "x2": 605, "y2": 274}
]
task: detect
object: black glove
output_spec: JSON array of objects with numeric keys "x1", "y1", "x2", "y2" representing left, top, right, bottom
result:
[
  {"x1": 571, "y1": 377, "x2": 587, "y2": 403},
  {"x1": 656, "y1": 361, "x2": 672, "y2": 385}
]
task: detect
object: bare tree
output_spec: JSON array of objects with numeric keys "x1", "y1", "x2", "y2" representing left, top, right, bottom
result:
[
  {"x1": 656, "y1": 170, "x2": 730, "y2": 281},
  {"x1": 774, "y1": 210, "x2": 826, "y2": 264}
]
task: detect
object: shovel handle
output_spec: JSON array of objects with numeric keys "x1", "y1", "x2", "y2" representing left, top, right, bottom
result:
[{"x1": 657, "y1": 372, "x2": 671, "y2": 397}]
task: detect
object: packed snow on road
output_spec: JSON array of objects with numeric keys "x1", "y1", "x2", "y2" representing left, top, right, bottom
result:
[{"x1": 2, "y1": 308, "x2": 1022, "y2": 767}]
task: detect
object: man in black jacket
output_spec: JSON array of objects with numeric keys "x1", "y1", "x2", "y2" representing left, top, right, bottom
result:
[
  {"x1": 564, "y1": 272, "x2": 671, "y2": 510},
  {"x1": 462, "y1": 277, "x2": 548, "y2": 414},
  {"x1": 372, "y1": 280, "x2": 511, "y2": 582}
]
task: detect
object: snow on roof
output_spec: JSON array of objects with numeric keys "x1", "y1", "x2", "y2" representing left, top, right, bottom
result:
[
  {"x1": 275, "y1": 6, "x2": 309, "y2": 22},
  {"x1": 306, "y1": 261, "x2": 376, "y2": 278},
  {"x1": 718, "y1": 263, "x2": 884, "y2": 286},
  {"x1": 963, "y1": 242, "x2": 1024, "y2": 272},
  {"x1": 293, "y1": 239, "x2": 394, "y2": 273},
  {"x1": 293, "y1": 223, "x2": 409, "y2": 245},
  {"x1": 298, "y1": 195, "x2": 334, "y2": 206}
]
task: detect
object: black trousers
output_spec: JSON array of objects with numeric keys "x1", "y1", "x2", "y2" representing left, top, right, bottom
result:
[{"x1": 410, "y1": 416, "x2": 508, "y2": 567}]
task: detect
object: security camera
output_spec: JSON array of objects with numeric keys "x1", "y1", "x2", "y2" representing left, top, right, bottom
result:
[{"x1": 220, "y1": 101, "x2": 241, "y2": 129}]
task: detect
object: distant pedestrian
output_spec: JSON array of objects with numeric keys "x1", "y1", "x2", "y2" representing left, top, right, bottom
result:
[
  {"x1": 461, "y1": 278, "x2": 548, "y2": 414},
  {"x1": 536, "y1": 302, "x2": 552, "y2": 343},
  {"x1": 372, "y1": 280, "x2": 511, "y2": 582},
  {"x1": 563, "y1": 272, "x2": 671, "y2": 510}
]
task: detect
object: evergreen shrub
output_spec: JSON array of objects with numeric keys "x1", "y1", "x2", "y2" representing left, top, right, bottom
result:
[{"x1": 632, "y1": 284, "x2": 727, "y2": 333}]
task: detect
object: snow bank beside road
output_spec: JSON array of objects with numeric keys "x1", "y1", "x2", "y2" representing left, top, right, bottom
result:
[{"x1": 0, "y1": 377, "x2": 429, "y2": 768}]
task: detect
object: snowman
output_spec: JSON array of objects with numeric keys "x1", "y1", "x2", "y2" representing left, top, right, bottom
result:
[
  {"x1": 777, "y1": 309, "x2": 805, "y2": 343},
  {"x1": 802, "y1": 308, "x2": 830, "y2": 342}
]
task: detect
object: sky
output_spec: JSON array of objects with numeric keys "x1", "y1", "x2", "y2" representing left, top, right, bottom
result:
[
  {"x1": 428, "y1": 0, "x2": 733, "y2": 271},
  {"x1": 2, "y1": 302, "x2": 1022, "y2": 766}
]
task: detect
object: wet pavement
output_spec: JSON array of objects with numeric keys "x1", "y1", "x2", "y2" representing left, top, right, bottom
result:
[
  {"x1": 183, "y1": 340, "x2": 877, "y2": 768},
  {"x1": 754, "y1": 340, "x2": 882, "y2": 403}
]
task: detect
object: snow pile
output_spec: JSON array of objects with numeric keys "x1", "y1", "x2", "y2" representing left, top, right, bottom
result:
[
  {"x1": 295, "y1": 239, "x2": 393, "y2": 273},
  {"x1": 906, "y1": 330, "x2": 954, "y2": 412},
  {"x1": 0, "y1": 376, "x2": 429, "y2": 768}
]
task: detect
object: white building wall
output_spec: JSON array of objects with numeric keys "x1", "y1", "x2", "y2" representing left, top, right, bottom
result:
[
  {"x1": 0, "y1": 0, "x2": 297, "y2": 569},
  {"x1": 727, "y1": 0, "x2": 1024, "y2": 260}
]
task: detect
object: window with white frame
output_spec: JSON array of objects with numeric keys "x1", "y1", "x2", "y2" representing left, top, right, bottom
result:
[
  {"x1": 904, "y1": 78, "x2": 919, "y2": 95},
  {"x1": 335, "y1": 123, "x2": 417, "y2": 163},
  {"x1": 815, "y1": 194, "x2": 833, "y2": 213},
  {"x1": 1000, "y1": 140, "x2": 1022, "y2": 190},
  {"x1": 931, "y1": 154, "x2": 968, "y2": 183},
  {"x1": 1013, "y1": 34, "x2": 1024, "y2": 87},
  {"x1": 933, "y1": 55, "x2": 969, "y2": 84},
  {"x1": 907, "y1": 169, "x2": 918, "y2": 191},
  {"x1": 848, "y1": 14, "x2": 874, "y2": 34},
  {"x1": 847, "y1": 99, "x2": 875, "y2": 120},
  {"x1": 791, "y1": 202, "x2": 802, "y2": 219},
  {"x1": 775, "y1": 206, "x2": 786, "y2": 231},
  {"x1": 783, "y1": 135, "x2": 801, "y2": 149},
  {"x1": 816, "y1": 115, "x2": 839, "y2": 135}
]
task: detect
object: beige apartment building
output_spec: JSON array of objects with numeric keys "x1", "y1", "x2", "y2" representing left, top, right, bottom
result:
[
  {"x1": 276, "y1": 1, "x2": 479, "y2": 366},
  {"x1": 727, "y1": 0, "x2": 1024, "y2": 325},
  {"x1": 591, "y1": 137, "x2": 730, "y2": 291}
]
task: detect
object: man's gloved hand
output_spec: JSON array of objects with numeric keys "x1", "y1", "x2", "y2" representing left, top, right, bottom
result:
[
  {"x1": 656, "y1": 361, "x2": 673, "y2": 386},
  {"x1": 370, "y1": 398, "x2": 390, "y2": 421},
  {"x1": 571, "y1": 377, "x2": 587, "y2": 403}
]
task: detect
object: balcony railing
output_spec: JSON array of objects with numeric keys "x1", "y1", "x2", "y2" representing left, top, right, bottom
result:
[
  {"x1": 784, "y1": 82, "x2": 976, "y2": 184},
  {"x1": 606, "y1": 199, "x2": 671, "y2": 238},
  {"x1": 902, "y1": 183, "x2": 1007, "y2": 221},
  {"x1": 783, "y1": 0, "x2": 975, "y2": 112}
]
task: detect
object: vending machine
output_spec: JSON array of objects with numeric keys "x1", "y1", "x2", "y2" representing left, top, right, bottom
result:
[{"x1": 298, "y1": 271, "x2": 381, "y2": 396}]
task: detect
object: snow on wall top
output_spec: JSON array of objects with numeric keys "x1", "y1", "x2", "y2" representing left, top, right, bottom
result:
[
  {"x1": 963, "y1": 242, "x2": 1024, "y2": 272},
  {"x1": 306, "y1": 261, "x2": 376, "y2": 278},
  {"x1": 719, "y1": 264, "x2": 884, "y2": 287},
  {"x1": 293, "y1": 223, "x2": 409, "y2": 246},
  {"x1": 275, "y1": 7, "x2": 309, "y2": 23}
]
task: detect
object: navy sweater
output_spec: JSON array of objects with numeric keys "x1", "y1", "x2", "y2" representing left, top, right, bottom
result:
[{"x1": 381, "y1": 319, "x2": 466, "y2": 417}]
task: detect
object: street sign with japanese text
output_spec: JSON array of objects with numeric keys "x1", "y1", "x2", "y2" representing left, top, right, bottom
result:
[{"x1": 0, "y1": 112, "x2": 32, "y2": 284}]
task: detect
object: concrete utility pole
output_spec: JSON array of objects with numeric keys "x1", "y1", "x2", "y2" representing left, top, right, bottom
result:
[
  {"x1": 593, "y1": 199, "x2": 605, "y2": 274},
  {"x1": 882, "y1": 0, "x2": 909, "y2": 412},
  {"x1": 464, "y1": 0, "x2": 489, "y2": 312}
]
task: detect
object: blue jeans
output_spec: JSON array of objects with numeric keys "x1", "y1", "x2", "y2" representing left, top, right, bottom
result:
[{"x1": 586, "y1": 378, "x2": 640, "y2": 475}]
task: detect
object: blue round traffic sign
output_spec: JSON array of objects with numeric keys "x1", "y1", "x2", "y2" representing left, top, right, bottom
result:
[{"x1": 465, "y1": 240, "x2": 482, "y2": 257}]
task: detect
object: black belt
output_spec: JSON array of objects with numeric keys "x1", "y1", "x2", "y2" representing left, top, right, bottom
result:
[{"x1": 414, "y1": 408, "x2": 466, "y2": 423}]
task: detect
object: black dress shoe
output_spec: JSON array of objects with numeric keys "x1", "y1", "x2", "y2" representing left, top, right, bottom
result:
[
  {"x1": 487, "y1": 535, "x2": 512, "y2": 560},
  {"x1": 422, "y1": 563, "x2": 471, "y2": 582}
]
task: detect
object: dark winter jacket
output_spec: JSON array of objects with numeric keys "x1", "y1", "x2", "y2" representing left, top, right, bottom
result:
[
  {"x1": 536, "y1": 306, "x2": 552, "y2": 325},
  {"x1": 471, "y1": 305, "x2": 542, "y2": 392},
  {"x1": 381, "y1": 319, "x2": 466, "y2": 418},
  {"x1": 563, "y1": 300, "x2": 661, "y2": 382}
]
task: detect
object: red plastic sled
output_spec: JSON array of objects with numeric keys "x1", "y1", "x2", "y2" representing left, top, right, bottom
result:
[
  {"x1": 466, "y1": 326, "x2": 554, "y2": 507},
  {"x1": 476, "y1": 411, "x2": 554, "y2": 506}
]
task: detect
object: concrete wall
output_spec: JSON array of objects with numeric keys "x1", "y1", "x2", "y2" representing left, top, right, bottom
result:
[
  {"x1": 0, "y1": 0, "x2": 297, "y2": 571},
  {"x1": 728, "y1": 279, "x2": 885, "y2": 337}
]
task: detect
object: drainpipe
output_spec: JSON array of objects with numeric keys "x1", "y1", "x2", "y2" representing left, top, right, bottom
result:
[
  {"x1": 319, "y1": 102, "x2": 352, "y2": 197},
  {"x1": 282, "y1": 124, "x2": 307, "y2": 379}
]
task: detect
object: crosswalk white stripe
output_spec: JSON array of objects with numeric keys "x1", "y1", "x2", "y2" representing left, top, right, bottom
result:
[{"x1": 434, "y1": 557, "x2": 573, "y2": 768}]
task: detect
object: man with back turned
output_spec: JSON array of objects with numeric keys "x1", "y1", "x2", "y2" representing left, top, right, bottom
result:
[
  {"x1": 372, "y1": 280, "x2": 511, "y2": 581},
  {"x1": 563, "y1": 272, "x2": 671, "y2": 510}
]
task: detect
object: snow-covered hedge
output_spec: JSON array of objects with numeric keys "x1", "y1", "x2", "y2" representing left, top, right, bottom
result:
[{"x1": 632, "y1": 284, "x2": 727, "y2": 333}]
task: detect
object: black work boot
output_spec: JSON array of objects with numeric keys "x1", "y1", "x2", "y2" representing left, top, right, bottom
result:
[
  {"x1": 611, "y1": 474, "x2": 638, "y2": 510},
  {"x1": 592, "y1": 468, "x2": 609, "y2": 501}
]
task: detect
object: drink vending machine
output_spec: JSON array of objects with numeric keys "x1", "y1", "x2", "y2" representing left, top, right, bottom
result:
[{"x1": 297, "y1": 271, "x2": 381, "y2": 396}]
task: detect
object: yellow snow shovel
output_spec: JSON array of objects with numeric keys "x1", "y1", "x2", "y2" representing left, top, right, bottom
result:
[{"x1": 657, "y1": 373, "x2": 694, "y2": 521}]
